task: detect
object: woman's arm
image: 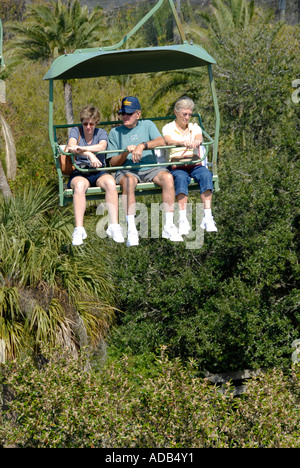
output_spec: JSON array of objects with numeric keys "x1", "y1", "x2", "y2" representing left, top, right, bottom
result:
[
  {"x1": 190, "y1": 133, "x2": 203, "y2": 149},
  {"x1": 67, "y1": 139, "x2": 107, "y2": 154},
  {"x1": 163, "y1": 134, "x2": 186, "y2": 146},
  {"x1": 82, "y1": 151, "x2": 103, "y2": 168},
  {"x1": 164, "y1": 132, "x2": 202, "y2": 148},
  {"x1": 65, "y1": 137, "x2": 78, "y2": 151}
]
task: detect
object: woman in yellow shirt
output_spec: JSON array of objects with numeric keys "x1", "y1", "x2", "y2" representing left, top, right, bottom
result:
[{"x1": 162, "y1": 97, "x2": 217, "y2": 236}]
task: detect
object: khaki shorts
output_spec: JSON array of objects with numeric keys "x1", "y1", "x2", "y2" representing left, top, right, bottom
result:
[{"x1": 114, "y1": 166, "x2": 169, "y2": 185}]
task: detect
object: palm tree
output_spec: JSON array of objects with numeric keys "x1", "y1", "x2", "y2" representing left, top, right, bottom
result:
[
  {"x1": 0, "y1": 184, "x2": 116, "y2": 361},
  {"x1": 7, "y1": 0, "x2": 105, "y2": 124},
  {"x1": 185, "y1": 0, "x2": 257, "y2": 51},
  {"x1": 204, "y1": 0, "x2": 255, "y2": 31}
]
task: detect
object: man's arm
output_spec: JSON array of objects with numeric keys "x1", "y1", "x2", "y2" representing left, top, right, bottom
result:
[
  {"x1": 110, "y1": 150, "x2": 130, "y2": 167},
  {"x1": 130, "y1": 136, "x2": 165, "y2": 163},
  {"x1": 110, "y1": 136, "x2": 165, "y2": 165}
]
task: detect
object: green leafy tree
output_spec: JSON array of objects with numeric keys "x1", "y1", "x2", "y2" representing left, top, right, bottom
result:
[
  {"x1": 213, "y1": 22, "x2": 299, "y2": 151},
  {"x1": 7, "y1": 0, "x2": 105, "y2": 124}
]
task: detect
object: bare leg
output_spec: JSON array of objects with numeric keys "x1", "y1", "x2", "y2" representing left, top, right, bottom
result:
[
  {"x1": 96, "y1": 174, "x2": 119, "y2": 224},
  {"x1": 200, "y1": 189, "x2": 212, "y2": 209},
  {"x1": 119, "y1": 174, "x2": 139, "y2": 246},
  {"x1": 71, "y1": 176, "x2": 90, "y2": 227},
  {"x1": 176, "y1": 193, "x2": 191, "y2": 235},
  {"x1": 177, "y1": 193, "x2": 188, "y2": 211},
  {"x1": 152, "y1": 171, "x2": 183, "y2": 241},
  {"x1": 152, "y1": 171, "x2": 175, "y2": 213},
  {"x1": 200, "y1": 189, "x2": 217, "y2": 232},
  {"x1": 119, "y1": 173, "x2": 138, "y2": 216}
]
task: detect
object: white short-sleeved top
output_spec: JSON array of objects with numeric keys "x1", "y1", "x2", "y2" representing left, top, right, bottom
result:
[{"x1": 162, "y1": 121, "x2": 202, "y2": 161}]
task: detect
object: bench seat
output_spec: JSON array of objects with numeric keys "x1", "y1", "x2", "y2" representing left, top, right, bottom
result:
[{"x1": 61, "y1": 175, "x2": 219, "y2": 205}]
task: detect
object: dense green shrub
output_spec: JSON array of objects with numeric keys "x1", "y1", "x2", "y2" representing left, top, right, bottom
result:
[
  {"x1": 106, "y1": 143, "x2": 299, "y2": 371},
  {"x1": 0, "y1": 349, "x2": 299, "y2": 448}
]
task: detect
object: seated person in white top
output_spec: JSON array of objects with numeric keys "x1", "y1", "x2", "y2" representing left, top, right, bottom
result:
[
  {"x1": 66, "y1": 105, "x2": 124, "y2": 246},
  {"x1": 162, "y1": 97, "x2": 217, "y2": 235}
]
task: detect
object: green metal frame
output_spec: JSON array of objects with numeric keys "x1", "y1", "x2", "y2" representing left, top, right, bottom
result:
[
  {"x1": 44, "y1": 0, "x2": 220, "y2": 206},
  {"x1": 89, "y1": 0, "x2": 187, "y2": 52}
]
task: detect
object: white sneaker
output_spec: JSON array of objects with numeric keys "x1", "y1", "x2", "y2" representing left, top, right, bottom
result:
[
  {"x1": 106, "y1": 224, "x2": 125, "y2": 243},
  {"x1": 162, "y1": 224, "x2": 184, "y2": 242},
  {"x1": 200, "y1": 217, "x2": 218, "y2": 232},
  {"x1": 126, "y1": 230, "x2": 139, "y2": 247},
  {"x1": 72, "y1": 227, "x2": 87, "y2": 246},
  {"x1": 178, "y1": 219, "x2": 191, "y2": 236}
]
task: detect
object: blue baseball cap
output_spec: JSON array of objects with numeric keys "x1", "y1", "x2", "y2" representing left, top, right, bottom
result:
[{"x1": 118, "y1": 96, "x2": 141, "y2": 114}]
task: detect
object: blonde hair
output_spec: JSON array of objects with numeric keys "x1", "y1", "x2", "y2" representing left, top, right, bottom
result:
[
  {"x1": 174, "y1": 97, "x2": 195, "y2": 113},
  {"x1": 80, "y1": 105, "x2": 101, "y2": 124}
]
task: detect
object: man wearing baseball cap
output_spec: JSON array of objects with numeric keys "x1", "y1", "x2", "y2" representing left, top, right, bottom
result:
[{"x1": 107, "y1": 96, "x2": 183, "y2": 247}]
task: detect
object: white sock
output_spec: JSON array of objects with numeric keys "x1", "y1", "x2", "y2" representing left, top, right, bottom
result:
[
  {"x1": 204, "y1": 209, "x2": 212, "y2": 219},
  {"x1": 165, "y1": 211, "x2": 174, "y2": 227},
  {"x1": 126, "y1": 215, "x2": 136, "y2": 231},
  {"x1": 179, "y1": 209, "x2": 187, "y2": 221}
]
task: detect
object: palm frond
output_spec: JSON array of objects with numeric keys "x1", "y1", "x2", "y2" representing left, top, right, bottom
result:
[
  {"x1": 7, "y1": 0, "x2": 105, "y2": 59},
  {"x1": 195, "y1": 0, "x2": 265, "y2": 49},
  {"x1": 0, "y1": 286, "x2": 26, "y2": 360},
  {"x1": 0, "y1": 185, "x2": 116, "y2": 359},
  {"x1": 26, "y1": 298, "x2": 75, "y2": 349}
]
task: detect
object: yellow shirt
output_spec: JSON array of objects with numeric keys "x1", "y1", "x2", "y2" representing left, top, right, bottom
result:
[{"x1": 162, "y1": 121, "x2": 202, "y2": 162}]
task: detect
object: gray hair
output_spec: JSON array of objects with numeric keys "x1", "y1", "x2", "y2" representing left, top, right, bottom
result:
[{"x1": 174, "y1": 97, "x2": 195, "y2": 113}]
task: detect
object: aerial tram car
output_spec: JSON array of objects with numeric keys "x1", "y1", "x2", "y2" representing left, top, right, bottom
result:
[{"x1": 43, "y1": 0, "x2": 220, "y2": 207}]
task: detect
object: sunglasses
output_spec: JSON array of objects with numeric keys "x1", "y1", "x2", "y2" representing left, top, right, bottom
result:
[
  {"x1": 180, "y1": 112, "x2": 193, "y2": 117},
  {"x1": 82, "y1": 122, "x2": 96, "y2": 127},
  {"x1": 121, "y1": 112, "x2": 135, "y2": 116}
]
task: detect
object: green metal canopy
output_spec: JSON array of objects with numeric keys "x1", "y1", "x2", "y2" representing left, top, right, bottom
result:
[{"x1": 43, "y1": 43, "x2": 216, "y2": 81}]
